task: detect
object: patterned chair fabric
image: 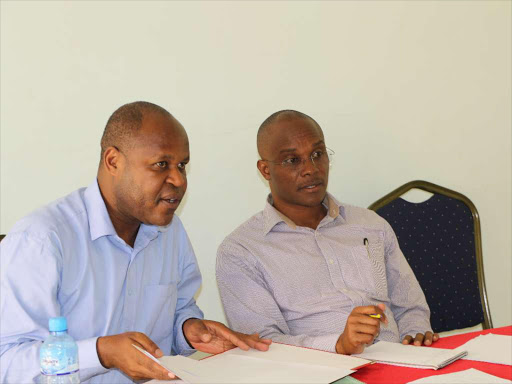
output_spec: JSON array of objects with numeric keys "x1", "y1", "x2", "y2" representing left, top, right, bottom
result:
[{"x1": 371, "y1": 183, "x2": 491, "y2": 333}]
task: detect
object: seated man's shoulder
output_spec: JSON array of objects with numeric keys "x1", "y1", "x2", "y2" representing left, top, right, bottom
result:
[
  {"x1": 7, "y1": 187, "x2": 88, "y2": 242},
  {"x1": 217, "y1": 211, "x2": 265, "y2": 257},
  {"x1": 342, "y1": 202, "x2": 389, "y2": 228}
]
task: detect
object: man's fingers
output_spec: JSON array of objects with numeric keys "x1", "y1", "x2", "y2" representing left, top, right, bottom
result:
[
  {"x1": 375, "y1": 304, "x2": 388, "y2": 324},
  {"x1": 423, "y1": 331, "x2": 433, "y2": 346},
  {"x1": 202, "y1": 321, "x2": 251, "y2": 351},
  {"x1": 185, "y1": 319, "x2": 213, "y2": 344},
  {"x1": 135, "y1": 346, "x2": 175, "y2": 380},
  {"x1": 433, "y1": 333, "x2": 440, "y2": 341},
  {"x1": 402, "y1": 335, "x2": 413, "y2": 345},
  {"x1": 131, "y1": 332, "x2": 162, "y2": 358},
  {"x1": 129, "y1": 340, "x2": 173, "y2": 381},
  {"x1": 353, "y1": 305, "x2": 388, "y2": 324},
  {"x1": 216, "y1": 326, "x2": 251, "y2": 351},
  {"x1": 139, "y1": 360, "x2": 175, "y2": 381},
  {"x1": 351, "y1": 323, "x2": 380, "y2": 338},
  {"x1": 251, "y1": 333, "x2": 273, "y2": 344},
  {"x1": 347, "y1": 313, "x2": 381, "y2": 328},
  {"x1": 241, "y1": 334, "x2": 271, "y2": 351},
  {"x1": 354, "y1": 331, "x2": 376, "y2": 345},
  {"x1": 413, "y1": 333, "x2": 424, "y2": 346}
]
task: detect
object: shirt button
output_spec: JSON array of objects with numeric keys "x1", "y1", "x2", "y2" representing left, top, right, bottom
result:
[
  {"x1": 329, "y1": 259, "x2": 334, "y2": 264},
  {"x1": 128, "y1": 289, "x2": 134, "y2": 296}
]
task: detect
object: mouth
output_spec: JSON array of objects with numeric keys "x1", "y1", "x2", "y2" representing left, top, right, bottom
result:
[
  {"x1": 160, "y1": 197, "x2": 182, "y2": 208},
  {"x1": 298, "y1": 181, "x2": 324, "y2": 192}
]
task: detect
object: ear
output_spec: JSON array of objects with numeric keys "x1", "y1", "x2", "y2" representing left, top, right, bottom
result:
[
  {"x1": 103, "y1": 147, "x2": 123, "y2": 176},
  {"x1": 257, "y1": 160, "x2": 271, "y2": 181}
]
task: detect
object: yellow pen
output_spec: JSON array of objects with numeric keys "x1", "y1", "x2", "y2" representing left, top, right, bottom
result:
[{"x1": 369, "y1": 314, "x2": 381, "y2": 319}]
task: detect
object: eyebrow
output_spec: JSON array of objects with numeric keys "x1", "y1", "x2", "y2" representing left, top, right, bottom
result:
[
  {"x1": 278, "y1": 140, "x2": 325, "y2": 154},
  {"x1": 155, "y1": 154, "x2": 190, "y2": 162}
]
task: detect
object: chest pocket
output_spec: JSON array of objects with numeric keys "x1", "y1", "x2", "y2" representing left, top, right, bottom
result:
[
  {"x1": 142, "y1": 283, "x2": 178, "y2": 344},
  {"x1": 341, "y1": 238, "x2": 388, "y2": 299}
]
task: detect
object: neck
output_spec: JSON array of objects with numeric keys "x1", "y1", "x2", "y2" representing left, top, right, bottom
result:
[
  {"x1": 272, "y1": 198, "x2": 327, "y2": 230},
  {"x1": 104, "y1": 202, "x2": 140, "y2": 247},
  {"x1": 97, "y1": 174, "x2": 140, "y2": 247}
]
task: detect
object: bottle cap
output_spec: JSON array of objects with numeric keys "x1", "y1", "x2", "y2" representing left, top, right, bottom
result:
[{"x1": 49, "y1": 317, "x2": 67, "y2": 332}]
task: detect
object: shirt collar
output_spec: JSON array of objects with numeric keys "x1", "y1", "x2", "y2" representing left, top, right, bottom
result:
[
  {"x1": 84, "y1": 179, "x2": 161, "y2": 242},
  {"x1": 84, "y1": 180, "x2": 118, "y2": 241},
  {"x1": 262, "y1": 192, "x2": 346, "y2": 235}
]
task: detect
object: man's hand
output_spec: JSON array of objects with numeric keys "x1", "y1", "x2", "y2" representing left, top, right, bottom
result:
[
  {"x1": 402, "y1": 331, "x2": 439, "y2": 346},
  {"x1": 335, "y1": 304, "x2": 388, "y2": 355},
  {"x1": 182, "y1": 318, "x2": 272, "y2": 354},
  {"x1": 97, "y1": 332, "x2": 175, "y2": 381}
]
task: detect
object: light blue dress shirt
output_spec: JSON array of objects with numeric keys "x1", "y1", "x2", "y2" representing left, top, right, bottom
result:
[{"x1": 0, "y1": 180, "x2": 204, "y2": 383}]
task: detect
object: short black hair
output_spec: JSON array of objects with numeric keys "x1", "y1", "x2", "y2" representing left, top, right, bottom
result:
[
  {"x1": 257, "y1": 109, "x2": 321, "y2": 157},
  {"x1": 100, "y1": 101, "x2": 172, "y2": 158}
]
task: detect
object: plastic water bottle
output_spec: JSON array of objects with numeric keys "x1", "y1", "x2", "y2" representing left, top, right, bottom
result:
[{"x1": 39, "y1": 317, "x2": 80, "y2": 384}]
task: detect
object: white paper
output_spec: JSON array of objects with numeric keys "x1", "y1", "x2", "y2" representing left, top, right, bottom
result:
[
  {"x1": 146, "y1": 343, "x2": 367, "y2": 384},
  {"x1": 353, "y1": 341, "x2": 467, "y2": 370},
  {"x1": 208, "y1": 342, "x2": 370, "y2": 369},
  {"x1": 408, "y1": 368, "x2": 511, "y2": 383},
  {"x1": 455, "y1": 334, "x2": 512, "y2": 366}
]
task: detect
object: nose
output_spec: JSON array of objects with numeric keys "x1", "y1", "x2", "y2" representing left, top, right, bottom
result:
[
  {"x1": 299, "y1": 155, "x2": 319, "y2": 176},
  {"x1": 166, "y1": 166, "x2": 186, "y2": 187}
]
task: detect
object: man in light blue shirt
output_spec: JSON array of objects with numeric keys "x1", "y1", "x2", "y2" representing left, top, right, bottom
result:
[{"x1": 0, "y1": 102, "x2": 270, "y2": 383}]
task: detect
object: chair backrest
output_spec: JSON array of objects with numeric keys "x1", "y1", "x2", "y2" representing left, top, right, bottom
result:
[{"x1": 369, "y1": 180, "x2": 492, "y2": 332}]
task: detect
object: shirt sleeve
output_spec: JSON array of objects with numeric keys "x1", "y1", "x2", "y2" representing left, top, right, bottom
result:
[
  {"x1": 0, "y1": 232, "x2": 107, "y2": 383},
  {"x1": 171, "y1": 221, "x2": 204, "y2": 356},
  {"x1": 216, "y1": 241, "x2": 340, "y2": 353},
  {"x1": 383, "y1": 220, "x2": 433, "y2": 339}
]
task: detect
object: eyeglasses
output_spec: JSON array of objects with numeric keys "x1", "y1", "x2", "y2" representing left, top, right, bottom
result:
[{"x1": 261, "y1": 148, "x2": 335, "y2": 171}]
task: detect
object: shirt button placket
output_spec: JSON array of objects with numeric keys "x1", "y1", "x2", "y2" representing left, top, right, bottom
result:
[{"x1": 125, "y1": 253, "x2": 137, "y2": 330}]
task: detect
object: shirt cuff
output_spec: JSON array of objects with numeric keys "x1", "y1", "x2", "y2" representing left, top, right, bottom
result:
[
  {"x1": 174, "y1": 316, "x2": 201, "y2": 356},
  {"x1": 77, "y1": 337, "x2": 108, "y2": 379},
  {"x1": 310, "y1": 333, "x2": 341, "y2": 353}
]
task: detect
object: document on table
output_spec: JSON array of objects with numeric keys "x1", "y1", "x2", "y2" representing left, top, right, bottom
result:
[
  {"x1": 454, "y1": 334, "x2": 512, "y2": 366},
  {"x1": 407, "y1": 368, "x2": 511, "y2": 383},
  {"x1": 353, "y1": 341, "x2": 467, "y2": 370},
  {"x1": 144, "y1": 342, "x2": 371, "y2": 384}
]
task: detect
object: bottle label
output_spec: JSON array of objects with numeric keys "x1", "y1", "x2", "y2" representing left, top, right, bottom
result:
[{"x1": 40, "y1": 354, "x2": 78, "y2": 376}]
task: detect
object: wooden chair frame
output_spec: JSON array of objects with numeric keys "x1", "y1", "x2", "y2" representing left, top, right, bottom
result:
[{"x1": 369, "y1": 180, "x2": 493, "y2": 329}]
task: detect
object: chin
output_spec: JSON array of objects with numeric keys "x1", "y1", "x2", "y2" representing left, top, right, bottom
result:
[
  {"x1": 298, "y1": 192, "x2": 327, "y2": 206},
  {"x1": 147, "y1": 214, "x2": 175, "y2": 227}
]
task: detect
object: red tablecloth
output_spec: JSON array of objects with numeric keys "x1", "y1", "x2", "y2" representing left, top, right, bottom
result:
[{"x1": 351, "y1": 326, "x2": 512, "y2": 384}]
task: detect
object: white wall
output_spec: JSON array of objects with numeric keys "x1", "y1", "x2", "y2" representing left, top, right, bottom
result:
[{"x1": 1, "y1": 1, "x2": 510, "y2": 328}]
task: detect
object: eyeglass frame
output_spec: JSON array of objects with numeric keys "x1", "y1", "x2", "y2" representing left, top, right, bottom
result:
[{"x1": 260, "y1": 147, "x2": 335, "y2": 171}]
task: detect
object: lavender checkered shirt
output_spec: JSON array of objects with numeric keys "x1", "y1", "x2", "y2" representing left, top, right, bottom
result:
[{"x1": 216, "y1": 193, "x2": 432, "y2": 352}]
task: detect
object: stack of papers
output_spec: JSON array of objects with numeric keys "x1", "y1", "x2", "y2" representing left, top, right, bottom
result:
[
  {"x1": 353, "y1": 341, "x2": 467, "y2": 370},
  {"x1": 455, "y1": 334, "x2": 512, "y2": 365},
  {"x1": 145, "y1": 343, "x2": 370, "y2": 384}
]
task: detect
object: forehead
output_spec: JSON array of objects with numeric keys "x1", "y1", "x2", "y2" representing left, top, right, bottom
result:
[
  {"x1": 267, "y1": 117, "x2": 324, "y2": 154},
  {"x1": 130, "y1": 113, "x2": 189, "y2": 158}
]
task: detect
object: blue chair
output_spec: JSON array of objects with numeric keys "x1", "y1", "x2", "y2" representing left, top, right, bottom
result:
[{"x1": 369, "y1": 180, "x2": 492, "y2": 332}]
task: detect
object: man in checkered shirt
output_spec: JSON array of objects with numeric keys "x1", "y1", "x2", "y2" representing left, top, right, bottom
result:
[{"x1": 216, "y1": 110, "x2": 439, "y2": 355}]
